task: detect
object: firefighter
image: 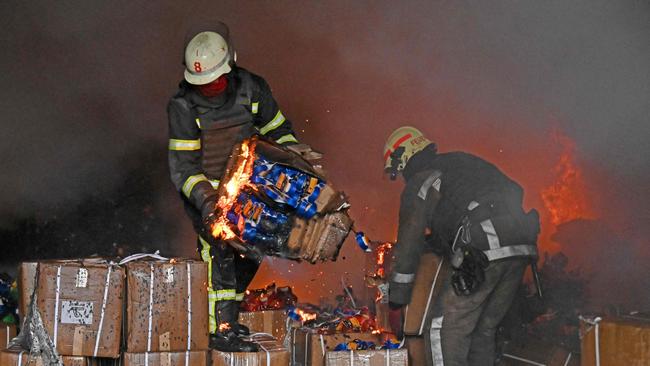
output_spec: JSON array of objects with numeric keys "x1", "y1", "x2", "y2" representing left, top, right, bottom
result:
[
  {"x1": 167, "y1": 25, "x2": 301, "y2": 352},
  {"x1": 385, "y1": 126, "x2": 540, "y2": 366}
]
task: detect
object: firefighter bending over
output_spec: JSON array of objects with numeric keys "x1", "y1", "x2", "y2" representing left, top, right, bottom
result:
[
  {"x1": 385, "y1": 127, "x2": 540, "y2": 366},
  {"x1": 167, "y1": 24, "x2": 302, "y2": 352}
]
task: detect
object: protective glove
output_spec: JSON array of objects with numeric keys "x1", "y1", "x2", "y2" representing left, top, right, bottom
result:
[{"x1": 201, "y1": 199, "x2": 218, "y2": 235}]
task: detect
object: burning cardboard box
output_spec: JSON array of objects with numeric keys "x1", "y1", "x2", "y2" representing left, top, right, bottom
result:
[
  {"x1": 125, "y1": 259, "x2": 209, "y2": 353},
  {"x1": 1, "y1": 323, "x2": 17, "y2": 351},
  {"x1": 209, "y1": 136, "x2": 353, "y2": 264},
  {"x1": 36, "y1": 260, "x2": 124, "y2": 358},
  {"x1": 0, "y1": 346, "x2": 88, "y2": 366},
  {"x1": 325, "y1": 348, "x2": 408, "y2": 366},
  {"x1": 122, "y1": 351, "x2": 208, "y2": 366},
  {"x1": 211, "y1": 334, "x2": 289, "y2": 366}
]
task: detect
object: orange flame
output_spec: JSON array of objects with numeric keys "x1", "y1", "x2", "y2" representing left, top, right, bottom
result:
[
  {"x1": 210, "y1": 141, "x2": 256, "y2": 240},
  {"x1": 218, "y1": 322, "x2": 231, "y2": 332},
  {"x1": 541, "y1": 131, "x2": 593, "y2": 226},
  {"x1": 296, "y1": 308, "x2": 317, "y2": 322}
]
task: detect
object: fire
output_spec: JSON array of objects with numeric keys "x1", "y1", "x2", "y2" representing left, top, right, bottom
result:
[
  {"x1": 295, "y1": 308, "x2": 317, "y2": 322},
  {"x1": 210, "y1": 140, "x2": 256, "y2": 239},
  {"x1": 541, "y1": 130, "x2": 593, "y2": 226},
  {"x1": 375, "y1": 242, "x2": 393, "y2": 279},
  {"x1": 218, "y1": 322, "x2": 231, "y2": 332}
]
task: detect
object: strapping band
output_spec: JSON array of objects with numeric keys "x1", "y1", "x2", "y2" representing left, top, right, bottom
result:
[
  {"x1": 501, "y1": 354, "x2": 545, "y2": 366},
  {"x1": 53, "y1": 266, "x2": 62, "y2": 350},
  {"x1": 258, "y1": 340, "x2": 271, "y2": 366},
  {"x1": 418, "y1": 257, "x2": 445, "y2": 335},
  {"x1": 94, "y1": 266, "x2": 113, "y2": 356},
  {"x1": 147, "y1": 265, "x2": 154, "y2": 353},
  {"x1": 186, "y1": 262, "x2": 192, "y2": 357}
]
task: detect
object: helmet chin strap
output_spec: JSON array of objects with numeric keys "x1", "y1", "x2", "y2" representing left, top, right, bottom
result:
[{"x1": 388, "y1": 146, "x2": 406, "y2": 181}]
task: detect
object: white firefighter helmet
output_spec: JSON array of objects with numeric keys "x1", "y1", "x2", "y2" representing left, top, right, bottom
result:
[
  {"x1": 383, "y1": 126, "x2": 432, "y2": 176},
  {"x1": 184, "y1": 31, "x2": 233, "y2": 85}
]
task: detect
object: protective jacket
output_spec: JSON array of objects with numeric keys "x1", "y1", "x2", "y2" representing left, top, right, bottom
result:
[
  {"x1": 168, "y1": 66, "x2": 298, "y2": 211},
  {"x1": 389, "y1": 146, "x2": 539, "y2": 304}
]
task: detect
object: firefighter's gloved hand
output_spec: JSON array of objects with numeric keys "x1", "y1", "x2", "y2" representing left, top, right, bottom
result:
[
  {"x1": 450, "y1": 246, "x2": 489, "y2": 296},
  {"x1": 201, "y1": 199, "x2": 219, "y2": 234}
]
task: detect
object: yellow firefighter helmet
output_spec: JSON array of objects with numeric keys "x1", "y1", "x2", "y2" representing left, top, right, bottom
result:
[
  {"x1": 383, "y1": 126, "x2": 432, "y2": 178},
  {"x1": 184, "y1": 31, "x2": 233, "y2": 85}
]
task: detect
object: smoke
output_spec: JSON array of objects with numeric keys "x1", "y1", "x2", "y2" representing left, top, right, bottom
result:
[{"x1": 1, "y1": 1, "x2": 648, "y2": 305}]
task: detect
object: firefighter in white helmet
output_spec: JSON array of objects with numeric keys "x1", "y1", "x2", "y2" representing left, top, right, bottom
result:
[
  {"x1": 167, "y1": 23, "x2": 302, "y2": 352},
  {"x1": 384, "y1": 126, "x2": 540, "y2": 365}
]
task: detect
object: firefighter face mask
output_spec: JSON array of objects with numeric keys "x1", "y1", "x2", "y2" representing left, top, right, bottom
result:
[{"x1": 196, "y1": 74, "x2": 228, "y2": 97}]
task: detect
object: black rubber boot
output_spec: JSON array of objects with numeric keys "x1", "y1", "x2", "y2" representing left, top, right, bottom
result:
[
  {"x1": 209, "y1": 330, "x2": 258, "y2": 352},
  {"x1": 231, "y1": 301, "x2": 251, "y2": 336}
]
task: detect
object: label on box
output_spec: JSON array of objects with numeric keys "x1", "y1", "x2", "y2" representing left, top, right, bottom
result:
[
  {"x1": 61, "y1": 300, "x2": 94, "y2": 324},
  {"x1": 75, "y1": 268, "x2": 88, "y2": 288},
  {"x1": 163, "y1": 265, "x2": 175, "y2": 283},
  {"x1": 378, "y1": 283, "x2": 389, "y2": 304}
]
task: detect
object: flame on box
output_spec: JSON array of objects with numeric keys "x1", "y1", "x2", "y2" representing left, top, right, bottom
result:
[{"x1": 211, "y1": 139, "x2": 256, "y2": 240}]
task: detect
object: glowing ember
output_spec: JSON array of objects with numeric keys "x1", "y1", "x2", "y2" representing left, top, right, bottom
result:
[
  {"x1": 296, "y1": 308, "x2": 317, "y2": 322},
  {"x1": 210, "y1": 140, "x2": 256, "y2": 239},
  {"x1": 541, "y1": 130, "x2": 594, "y2": 226},
  {"x1": 218, "y1": 322, "x2": 231, "y2": 332}
]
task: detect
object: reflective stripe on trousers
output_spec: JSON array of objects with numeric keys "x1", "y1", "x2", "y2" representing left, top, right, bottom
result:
[{"x1": 199, "y1": 236, "x2": 237, "y2": 334}]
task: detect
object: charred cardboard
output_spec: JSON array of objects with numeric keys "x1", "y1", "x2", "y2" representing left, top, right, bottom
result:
[
  {"x1": 18, "y1": 262, "x2": 38, "y2": 322},
  {"x1": 325, "y1": 348, "x2": 408, "y2": 366},
  {"x1": 290, "y1": 329, "x2": 383, "y2": 366},
  {"x1": 581, "y1": 317, "x2": 650, "y2": 366},
  {"x1": 238, "y1": 310, "x2": 296, "y2": 343},
  {"x1": 122, "y1": 351, "x2": 208, "y2": 366},
  {"x1": 36, "y1": 260, "x2": 124, "y2": 358},
  {"x1": 403, "y1": 253, "x2": 449, "y2": 336},
  {"x1": 211, "y1": 334, "x2": 289, "y2": 366},
  {"x1": 0, "y1": 347, "x2": 87, "y2": 366},
  {"x1": 125, "y1": 259, "x2": 209, "y2": 353}
]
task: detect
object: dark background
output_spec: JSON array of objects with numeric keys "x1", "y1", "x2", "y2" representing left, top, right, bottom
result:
[{"x1": 0, "y1": 1, "x2": 648, "y2": 308}]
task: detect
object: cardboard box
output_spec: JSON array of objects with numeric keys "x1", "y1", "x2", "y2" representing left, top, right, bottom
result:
[
  {"x1": 290, "y1": 329, "x2": 383, "y2": 366},
  {"x1": 37, "y1": 260, "x2": 125, "y2": 358},
  {"x1": 1, "y1": 323, "x2": 17, "y2": 351},
  {"x1": 211, "y1": 335, "x2": 289, "y2": 366},
  {"x1": 500, "y1": 340, "x2": 577, "y2": 366},
  {"x1": 581, "y1": 317, "x2": 650, "y2": 366},
  {"x1": 325, "y1": 348, "x2": 408, "y2": 366},
  {"x1": 18, "y1": 262, "x2": 38, "y2": 321},
  {"x1": 403, "y1": 253, "x2": 449, "y2": 336},
  {"x1": 125, "y1": 260, "x2": 209, "y2": 353},
  {"x1": 0, "y1": 347, "x2": 87, "y2": 366},
  {"x1": 123, "y1": 351, "x2": 208, "y2": 366},
  {"x1": 404, "y1": 336, "x2": 426, "y2": 366},
  {"x1": 238, "y1": 310, "x2": 296, "y2": 342}
]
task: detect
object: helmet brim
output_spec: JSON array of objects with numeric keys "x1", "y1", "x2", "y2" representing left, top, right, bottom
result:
[{"x1": 184, "y1": 63, "x2": 231, "y2": 85}]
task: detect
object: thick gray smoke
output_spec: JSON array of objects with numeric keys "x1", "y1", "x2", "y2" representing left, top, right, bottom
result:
[{"x1": 1, "y1": 1, "x2": 648, "y2": 304}]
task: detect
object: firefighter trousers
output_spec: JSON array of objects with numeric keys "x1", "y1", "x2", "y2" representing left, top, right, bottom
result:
[
  {"x1": 424, "y1": 257, "x2": 527, "y2": 366},
  {"x1": 184, "y1": 199, "x2": 261, "y2": 334}
]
